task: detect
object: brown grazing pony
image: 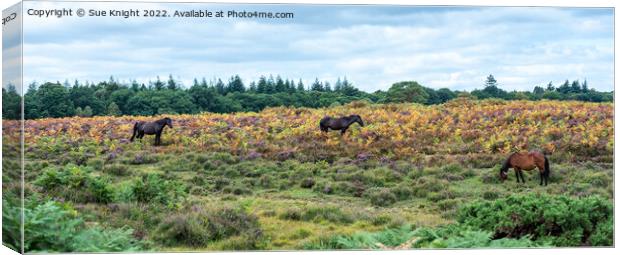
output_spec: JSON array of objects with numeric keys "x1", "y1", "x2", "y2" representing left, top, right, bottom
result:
[
  {"x1": 130, "y1": 117, "x2": 173, "y2": 146},
  {"x1": 499, "y1": 151, "x2": 550, "y2": 186},
  {"x1": 319, "y1": 115, "x2": 364, "y2": 135}
]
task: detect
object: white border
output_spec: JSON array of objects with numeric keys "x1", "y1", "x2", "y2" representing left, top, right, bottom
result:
[{"x1": 1, "y1": 0, "x2": 618, "y2": 255}]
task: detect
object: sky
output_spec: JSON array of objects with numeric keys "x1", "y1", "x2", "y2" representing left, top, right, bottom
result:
[{"x1": 5, "y1": 1, "x2": 614, "y2": 92}]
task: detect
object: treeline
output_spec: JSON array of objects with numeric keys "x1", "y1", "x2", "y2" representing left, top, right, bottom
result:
[{"x1": 1, "y1": 74, "x2": 613, "y2": 120}]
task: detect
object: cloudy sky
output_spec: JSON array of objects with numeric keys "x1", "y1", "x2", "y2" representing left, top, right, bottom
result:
[{"x1": 8, "y1": 1, "x2": 614, "y2": 92}]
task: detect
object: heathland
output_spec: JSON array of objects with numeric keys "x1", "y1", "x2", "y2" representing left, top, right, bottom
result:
[{"x1": 1, "y1": 98, "x2": 614, "y2": 252}]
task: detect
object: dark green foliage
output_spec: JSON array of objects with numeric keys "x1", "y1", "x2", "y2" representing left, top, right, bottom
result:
[
  {"x1": 2, "y1": 197, "x2": 143, "y2": 252},
  {"x1": 301, "y1": 224, "x2": 543, "y2": 250},
  {"x1": 410, "y1": 224, "x2": 546, "y2": 248},
  {"x1": 457, "y1": 193, "x2": 613, "y2": 246},
  {"x1": 8, "y1": 77, "x2": 610, "y2": 120},
  {"x1": 155, "y1": 205, "x2": 262, "y2": 247},
  {"x1": 300, "y1": 178, "x2": 316, "y2": 188},
  {"x1": 129, "y1": 173, "x2": 187, "y2": 208},
  {"x1": 34, "y1": 164, "x2": 114, "y2": 203}
]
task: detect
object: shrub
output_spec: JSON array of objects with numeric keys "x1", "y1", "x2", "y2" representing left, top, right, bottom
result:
[
  {"x1": 222, "y1": 184, "x2": 253, "y2": 195},
  {"x1": 366, "y1": 188, "x2": 397, "y2": 207},
  {"x1": 390, "y1": 184, "x2": 413, "y2": 201},
  {"x1": 130, "y1": 173, "x2": 187, "y2": 208},
  {"x1": 34, "y1": 164, "x2": 113, "y2": 203},
  {"x1": 86, "y1": 158, "x2": 104, "y2": 171},
  {"x1": 155, "y1": 205, "x2": 262, "y2": 247},
  {"x1": 457, "y1": 193, "x2": 613, "y2": 246},
  {"x1": 281, "y1": 206, "x2": 354, "y2": 224},
  {"x1": 362, "y1": 167, "x2": 402, "y2": 186},
  {"x1": 302, "y1": 206, "x2": 354, "y2": 224},
  {"x1": 128, "y1": 153, "x2": 159, "y2": 165},
  {"x1": 300, "y1": 178, "x2": 316, "y2": 188},
  {"x1": 411, "y1": 224, "x2": 545, "y2": 248},
  {"x1": 2, "y1": 197, "x2": 143, "y2": 252},
  {"x1": 279, "y1": 207, "x2": 303, "y2": 221},
  {"x1": 441, "y1": 164, "x2": 463, "y2": 174}
]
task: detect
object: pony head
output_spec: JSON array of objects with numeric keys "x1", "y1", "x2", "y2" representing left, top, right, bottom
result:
[
  {"x1": 351, "y1": 115, "x2": 364, "y2": 127},
  {"x1": 499, "y1": 163, "x2": 509, "y2": 182},
  {"x1": 164, "y1": 117, "x2": 173, "y2": 128}
]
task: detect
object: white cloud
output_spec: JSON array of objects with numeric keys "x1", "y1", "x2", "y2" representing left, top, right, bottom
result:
[{"x1": 16, "y1": 3, "x2": 614, "y2": 92}]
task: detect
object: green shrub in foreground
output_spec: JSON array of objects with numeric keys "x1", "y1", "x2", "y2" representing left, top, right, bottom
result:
[
  {"x1": 457, "y1": 193, "x2": 613, "y2": 246},
  {"x1": 2, "y1": 197, "x2": 144, "y2": 252},
  {"x1": 155, "y1": 205, "x2": 262, "y2": 247},
  {"x1": 301, "y1": 224, "x2": 543, "y2": 250},
  {"x1": 130, "y1": 173, "x2": 187, "y2": 208},
  {"x1": 34, "y1": 164, "x2": 114, "y2": 203}
]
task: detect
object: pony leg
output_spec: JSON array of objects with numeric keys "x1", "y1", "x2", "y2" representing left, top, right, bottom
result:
[
  {"x1": 519, "y1": 171, "x2": 526, "y2": 183},
  {"x1": 514, "y1": 169, "x2": 520, "y2": 183},
  {"x1": 155, "y1": 133, "x2": 161, "y2": 146},
  {"x1": 539, "y1": 171, "x2": 543, "y2": 186},
  {"x1": 340, "y1": 128, "x2": 348, "y2": 135}
]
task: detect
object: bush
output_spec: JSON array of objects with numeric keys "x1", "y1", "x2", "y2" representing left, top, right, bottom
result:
[
  {"x1": 410, "y1": 224, "x2": 545, "y2": 248},
  {"x1": 390, "y1": 184, "x2": 413, "y2": 201},
  {"x1": 302, "y1": 206, "x2": 354, "y2": 224},
  {"x1": 86, "y1": 158, "x2": 104, "y2": 171},
  {"x1": 130, "y1": 173, "x2": 187, "y2": 208},
  {"x1": 281, "y1": 206, "x2": 354, "y2": 224},
  {"x1": 366, "y1": 188, "x2": 397, "y2": 207},
  {"x1": 300, "y1": 178, "x2": 316, "y2": 188},
  {"x1": 155, "y1": 205, "x2": 262, "y2": 247},
  {"x1": 222, "y1": 184, "x2": 252, "y2": 195},
  {"x1": 279, "y1": 207, "x2": 302, "y2": 221},
  {"x1": 457, "y1": 193, "x2": 613, "y2": 246},
  {"x1": 34, "y1": 164, "x2": 113, "y2": 203},
  {"x1": 2, "y1": 197, "x2": 143, "y2": 252}
]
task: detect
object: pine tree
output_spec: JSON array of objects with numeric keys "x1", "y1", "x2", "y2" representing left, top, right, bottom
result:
[
  {"x1": 311, "y1": 78, "x2": 323, "y2": 91},
  {"x1": 546, "y1": 81, "x2": 554, "y2": 91},
  {"x1": 153, "y1": 76, "x2": 164, "y2": 90},
  {"x1": 570, "y1": 80, "x2": 581, "y2": 93},
  {"x1": 485, "y1": 74, "x2": 497, "y2": 87},
  {"x1": 227, "y1": 75, "x2": 245, "y2": 93},
  {"x1": 324, "y1": 81, "x2": 332, "y2": 92},
  {"x1": 257, "y1": 76, "x2": 268, "y2": 93},
  {"x1": 297, "y1": 79, "x2": 305, "y2": 91},
  {"x1": 275, "y1": 75, "x2": 286, "y2": 92},
  {"x1": 215, "y1": 79, "x2": 226, "y2": 95},
  {"x1": 167, "y1": 75, "x2": 177, "y2": 90},
  {"x1": 334, "y1": 77, "x2": 343, "y2": 92},
  {"x1": 581, "y1": 79, "x2": 589, "y2": 92}
]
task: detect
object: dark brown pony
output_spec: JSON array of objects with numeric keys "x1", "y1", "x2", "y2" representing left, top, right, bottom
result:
[
  {"x1": 499, "y1": 151, "x2": 550, "y2": 186},
  {"x1": 320, "y1": 115, "x2": 364, "y2": 135},
  {"x1": 130, "y1": 117, "x2": 173, "y2": 146}
]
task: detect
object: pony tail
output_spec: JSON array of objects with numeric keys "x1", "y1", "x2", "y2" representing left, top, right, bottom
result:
[{"x1": 544, "y1": 155, "x2": 550, "y2": 178}]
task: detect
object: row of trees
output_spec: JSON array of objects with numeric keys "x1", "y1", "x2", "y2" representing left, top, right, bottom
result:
[{"x1": 1, "y1": 74, "x2": 613, "y2": 120}]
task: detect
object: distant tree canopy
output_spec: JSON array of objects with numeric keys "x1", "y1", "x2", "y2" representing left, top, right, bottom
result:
[{"x1": 1, "y1": 74, "x2": 613, "y2": 120}]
